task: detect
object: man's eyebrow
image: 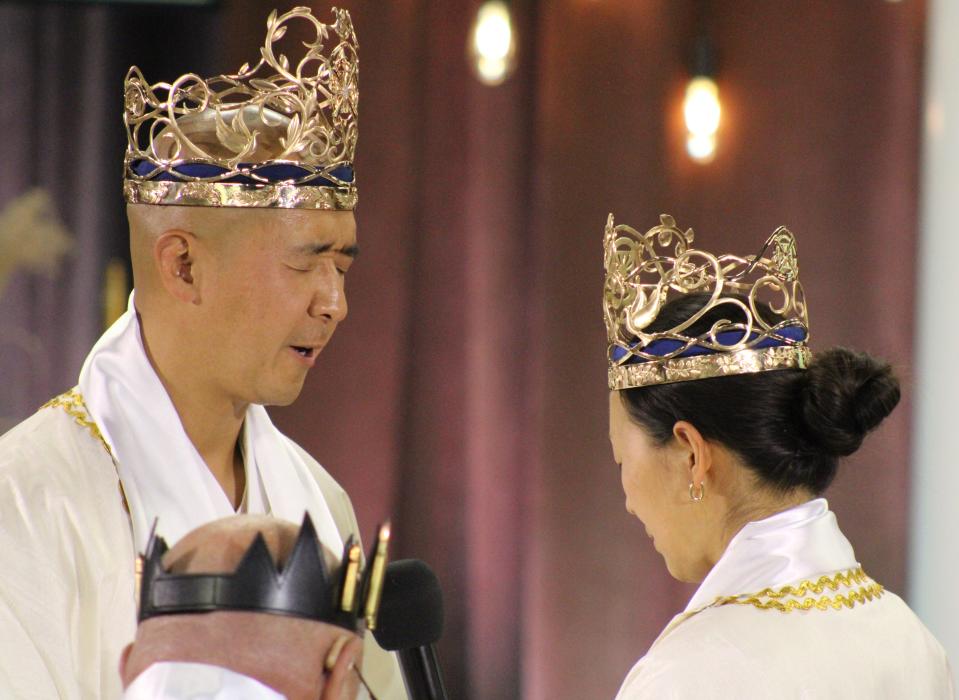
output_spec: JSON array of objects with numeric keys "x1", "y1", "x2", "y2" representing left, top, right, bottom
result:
[{"x1": 291, "y1": 243, "x2": 360, "y2": 258}]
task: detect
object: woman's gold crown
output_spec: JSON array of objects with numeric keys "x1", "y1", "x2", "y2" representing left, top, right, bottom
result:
[
  {"x1": 603, "y1": 213, "x2": 812, "y2": 389},
  {"x1": 122, "y1": 7, "x2": 359, "y2": 210}
]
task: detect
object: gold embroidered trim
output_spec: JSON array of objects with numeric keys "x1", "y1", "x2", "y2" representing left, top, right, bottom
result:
[
  {"x1": 43, "y1": 388, "x2": 115, "y2": 461},
  {"x1": 43, "y1": 387, "x2": 132, "y2": 518},
  {"x1": 711, "y1": 567, "x2": 884, "y2": 614}
]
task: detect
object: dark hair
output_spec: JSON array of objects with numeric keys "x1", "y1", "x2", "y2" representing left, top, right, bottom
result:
[{"x1": 619, "y1": 295, "x2": 900, "y2": 493}]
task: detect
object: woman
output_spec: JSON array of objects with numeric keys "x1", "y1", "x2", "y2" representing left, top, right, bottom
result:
[{"x1": 603, "y1": 214, "x2": 953, "y2": 698}]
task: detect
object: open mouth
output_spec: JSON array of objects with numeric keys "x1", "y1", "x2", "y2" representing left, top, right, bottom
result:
[{"x1": 291, "y1": 345, "x2": 317, "y2": 359}]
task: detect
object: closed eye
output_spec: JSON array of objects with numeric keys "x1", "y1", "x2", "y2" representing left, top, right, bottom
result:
[{"x1": 287, "y1": 242, "x2": 358, "y2": 273}]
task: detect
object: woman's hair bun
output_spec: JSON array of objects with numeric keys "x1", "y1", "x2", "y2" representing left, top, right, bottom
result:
[{"x1": 799, "y1": 348, "x2": 901, "y2": 457}]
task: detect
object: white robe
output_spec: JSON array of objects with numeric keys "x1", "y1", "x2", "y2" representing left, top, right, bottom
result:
[
  {"x1": 0, "y1": 398, "x2": 406, "y2": 700},
  {"x1": 614, "y1": 499, "x2": 954, "y2": 699}
]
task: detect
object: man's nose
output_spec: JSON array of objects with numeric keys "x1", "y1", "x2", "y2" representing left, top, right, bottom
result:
[{"x1": 308, "y1": 262, "x2": 348, "y2": 322}]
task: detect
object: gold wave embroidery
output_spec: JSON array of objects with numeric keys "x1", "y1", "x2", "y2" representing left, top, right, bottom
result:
[{"x1": 712, "y1": 567, "x2": 884, "y2": 614}]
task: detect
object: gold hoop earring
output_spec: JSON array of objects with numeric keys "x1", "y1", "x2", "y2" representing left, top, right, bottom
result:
[{"x1": 689, "y1": 481, "x2": 705, "y2": 502}]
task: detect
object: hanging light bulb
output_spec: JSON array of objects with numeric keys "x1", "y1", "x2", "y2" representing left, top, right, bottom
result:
[
  {"x1": 682, "y1": 31, "x2": 721, "y2": 164},
  {"x1": 683, "y1": 75, "x2": 721, "y2": 163},
  {"x1": 469, "y1": 0, "x2": 517, "y2": 86}
]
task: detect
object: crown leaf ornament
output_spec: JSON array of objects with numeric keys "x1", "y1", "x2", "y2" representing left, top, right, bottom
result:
[
  {"x1": 604, "y1": 213, "x2": 812, "y2": 390},
  {"x1": 138, "y1": 514, "x2": 390, "y2": 632},
  {"x1": 123, "y1": 7, "x2": 359, "y2": 209}
]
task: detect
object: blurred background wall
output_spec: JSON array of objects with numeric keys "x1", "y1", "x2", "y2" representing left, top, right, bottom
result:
[
  {"x1": 911, "y1": 0, "x2": 959, "y2": 675},
  {"x1": 0, "y1": 1, "x2": 950, "y2": 699}
]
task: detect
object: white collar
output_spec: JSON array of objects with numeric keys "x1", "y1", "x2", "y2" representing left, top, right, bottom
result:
[
  {"x1": 123, "y1": 662, "x2": 286, "y2": 700},
  {"x1": 78, "y1": 294, "x2": 343, "y2": 554},
  {"x1": 684, "y1": 498, "x2": 858, "y2": 613}
]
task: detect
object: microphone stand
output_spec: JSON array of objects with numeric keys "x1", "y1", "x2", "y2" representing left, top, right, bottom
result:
[{"x1": 397, "y1": 645, "x2": 448, "y2": 700}]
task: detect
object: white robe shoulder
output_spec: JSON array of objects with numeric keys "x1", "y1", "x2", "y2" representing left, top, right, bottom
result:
[
  {"x1": 616, "y1": 501, "x2": 953, "y2": 700},
  {"x1": 617, "y1": 590, "x2": 953, "y2": 699}
]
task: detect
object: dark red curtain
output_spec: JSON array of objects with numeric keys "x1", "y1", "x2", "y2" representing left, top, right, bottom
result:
[{"x1": 0, "y1": 1, "x2": 926, "y2": 698}]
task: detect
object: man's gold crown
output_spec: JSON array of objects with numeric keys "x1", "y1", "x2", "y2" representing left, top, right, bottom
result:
[
  {"x1": 604, "y1": 214, "x2": 812, "y2": 390},
  {"x1": 123, "y1": 7, "x2": 359, "y2": 210}
]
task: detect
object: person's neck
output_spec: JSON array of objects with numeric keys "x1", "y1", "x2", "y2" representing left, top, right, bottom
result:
[{"x1": 138, "y1": 313, "x2": 247, "y2": 509}]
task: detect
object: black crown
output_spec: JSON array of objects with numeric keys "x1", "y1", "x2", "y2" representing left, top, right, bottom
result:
[{"x1": 138, "y1": 513, "x2": 389, "y2": 632}]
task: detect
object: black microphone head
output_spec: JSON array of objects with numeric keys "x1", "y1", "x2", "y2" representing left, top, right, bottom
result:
[{"x1": 372, "y1": 559, "x2": 443, "y2": 651}]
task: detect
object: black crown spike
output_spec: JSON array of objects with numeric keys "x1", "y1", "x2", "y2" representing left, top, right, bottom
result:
[
  {"x1": 137, "y1": 513, "x2": 389, "y2": 632},
  {"x1": 233, "y1": 532, "x2": 282, "y2": 586}
]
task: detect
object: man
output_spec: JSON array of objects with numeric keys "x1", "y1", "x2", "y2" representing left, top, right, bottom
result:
[
  {"x1": 122, "y1": 514, "x2": 375, "y2": 700},
  {"x1": 0, "y1": 7, "x2": 405, "y2": 698}
]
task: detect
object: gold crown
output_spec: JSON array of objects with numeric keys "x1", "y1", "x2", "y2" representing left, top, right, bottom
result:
[
  {"x1": 123, "y1": 7, "x2": 358, "y2": 210},
  {"x1": 604, "y1": 213, "x2": 812, "y2": 390}
]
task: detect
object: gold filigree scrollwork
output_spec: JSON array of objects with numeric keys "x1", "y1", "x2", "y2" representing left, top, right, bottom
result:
[
  {"x1": 603, "y1": 213, "x2": 695, "y2": 345},
  {"x1": 123, "y1": 7, "x2": 359, "y2": 208},
  {"x1": 603, "y1": 213, "x2": 812, "y2": 389}
]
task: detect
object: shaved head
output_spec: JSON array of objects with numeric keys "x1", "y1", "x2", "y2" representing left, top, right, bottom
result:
[{"x1": 160, "y1": 513, "x2": 336, "y2": 575}]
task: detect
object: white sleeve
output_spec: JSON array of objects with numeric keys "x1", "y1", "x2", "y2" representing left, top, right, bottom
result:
[{"x1": 0, "y1": 465, "x2": 84, "y2": 699}]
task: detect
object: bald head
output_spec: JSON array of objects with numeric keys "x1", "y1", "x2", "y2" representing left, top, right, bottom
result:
[
  {"x1": 121, "y1": 515, "x2": 362, "y2": 700},
  {"x1": 161, "y1": 513, "x2": 331, "y2": 575}
]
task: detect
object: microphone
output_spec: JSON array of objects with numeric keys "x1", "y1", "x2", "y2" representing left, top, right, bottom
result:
[{"x1": 372, "y1": 559, "x2": 448, "y2": 700}]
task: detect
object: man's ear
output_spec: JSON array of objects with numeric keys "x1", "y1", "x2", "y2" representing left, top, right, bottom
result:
[
  {"x1": 672, "y1": 421, "x2": 713, "y2": 491},
  {"x1": 322, "y1": 634, "x2": 363, "y2": 700},
  {"x1": 154, "y1": 229, "x2": 200, "y2": 304}
]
